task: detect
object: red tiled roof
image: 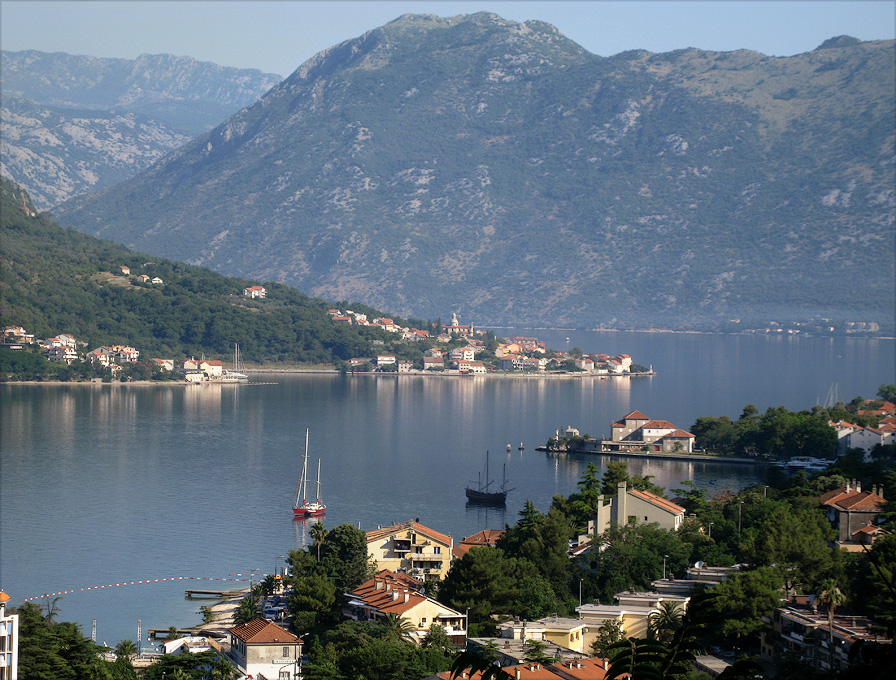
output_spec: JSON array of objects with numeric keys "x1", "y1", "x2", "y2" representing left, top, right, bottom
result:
[
  {"x1": 365, "y1": 520, "x2": 452, "y2": 547},
  {"x1": 643, "y1": 420, "x2": 676, "y2": 429},
  {"x1": 453, "y1": 529, "x2": 505, "y2": 558},
  {"x1": 664, "y1": 429, "x2": 695, "y2": 438},
  {"x1": 622, "y1": 410, "x2": 649, "y2": 420},
  {"x1": 629, "y1": 488, "x2": 686, "y2": 515},
  {"x1": 349, "y1": 570, "x2": 430, "y2": 616},
  {"x1": 820, "y1": 487, "x2": 887, "y2": 512},
  {"x1": 229, "y1": 618, "x2": 301, "y2": 644}
]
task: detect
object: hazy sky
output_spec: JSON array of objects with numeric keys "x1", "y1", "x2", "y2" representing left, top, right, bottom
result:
[{"x1": 2, "y1": 1, "x2": 894, "y2": 77}]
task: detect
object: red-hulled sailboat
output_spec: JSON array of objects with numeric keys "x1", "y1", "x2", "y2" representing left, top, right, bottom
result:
[{"x1": 293, "y1": 428, "x2": 325, "y2": 518}]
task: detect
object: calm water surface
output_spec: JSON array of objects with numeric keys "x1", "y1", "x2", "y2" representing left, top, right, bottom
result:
[{"x1": 1, "y1": 331, "x2": 893, "y2": 646}]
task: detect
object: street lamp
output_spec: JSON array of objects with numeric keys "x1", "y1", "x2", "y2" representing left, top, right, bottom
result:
[
  {"x1": 708, "y1": 522, "x2": 714, "y2": 540},
  {"x1": 274, "y1": 555, "x2": 285, "y2": 577},
  {"x1": 663, "y1": 554, "x2": 669, "y2": 580},
  {"x1": 579, "y1": 578, "x2": 583, "y2": 607}
]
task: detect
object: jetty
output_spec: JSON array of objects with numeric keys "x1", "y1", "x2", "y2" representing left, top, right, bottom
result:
[{"x1": 185, "y1": 588, "x2": 244, "y2": 598}]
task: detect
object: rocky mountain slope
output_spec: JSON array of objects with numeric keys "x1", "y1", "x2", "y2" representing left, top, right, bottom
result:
[
  {"x1": 1, "y1": 50, "x2": 282, "y2": 208},
  {"x1": 54, "y1": 14, "x2": 895, "y2": 330}
]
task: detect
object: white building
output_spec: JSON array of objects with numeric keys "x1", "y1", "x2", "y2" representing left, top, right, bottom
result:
[{"x1": 0, "y1": 591, "x2": 19, "y2": 680}]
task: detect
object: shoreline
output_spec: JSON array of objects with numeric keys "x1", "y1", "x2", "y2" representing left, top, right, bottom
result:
[{"x1": 2, "y1": 370, "x2": 656, "y2": 385}]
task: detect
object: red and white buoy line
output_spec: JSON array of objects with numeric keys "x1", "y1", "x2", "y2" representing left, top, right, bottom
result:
[{"x1": 21, "y1": 573, "x2": 271, "y2": 602}]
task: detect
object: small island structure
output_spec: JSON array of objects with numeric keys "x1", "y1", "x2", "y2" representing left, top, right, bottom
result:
[{"x1": 546, "y1": 410, "x2": 696, "y2": 455}]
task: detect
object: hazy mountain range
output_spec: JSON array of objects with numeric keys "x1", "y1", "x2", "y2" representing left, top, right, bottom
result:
[
  {"x1": 1, "y1": 50, "x2": 281, "y2": 209},
  {"x1": 13, "y1": 15, "x2": 896, "y2": 330}
]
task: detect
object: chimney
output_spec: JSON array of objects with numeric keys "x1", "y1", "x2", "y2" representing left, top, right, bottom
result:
[
  {"x1": 404, "y1": 592, "x2": 409, "y2": 603},
  {"x1": 392, "y1": 591, "x2": 399, "y2": 601},
  {"x1": 515, "y1": 669, "x2": 521, "y2": 680},
  {"x1": 846, "y1": 481, "x2": 850, "y2": 493},
  {"x1": 857, "y1": 480, "x2": 862, "y2": 493},
  {"x1": 873, "y1": 484, "x2": 878, "y2": 496},
  {"x1": 880, "y1": 485, "x2": 885, "y2": 500}
]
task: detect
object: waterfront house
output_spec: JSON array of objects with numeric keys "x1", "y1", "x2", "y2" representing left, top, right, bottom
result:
[
  {"x1": 423, "y1": 356, "x2": 444, "y2": 371},
  {"x1": 243, "y1": 285, "x2": 266, "y2": 299},
  {"x1": 600, "y1": 411, "x2": 695, "y2": 453},
  {"x1": 365, "y1": 520, "x2": 453, "y2": 582},
  {"x1": 398, "y1": 360, "x2": 414, "y2": 373},
  {"x1": 376, "y1": 355, "x2": 396, "y2": 367},
  {"x1": 344, "y1": 570, "x2": 466, "y2": 646},
  {"x1": 229, "y1": 618, "x2": 302, "y2": 679}
]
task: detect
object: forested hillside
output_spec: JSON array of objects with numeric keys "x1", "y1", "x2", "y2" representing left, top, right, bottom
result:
[{"x1": 0, "y1": 178, "x2": 379, "y2": 364}]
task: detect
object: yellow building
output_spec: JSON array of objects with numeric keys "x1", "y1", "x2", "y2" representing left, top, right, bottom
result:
[{"x1": 366, "y1": 520, "x2": 453, "y2": 582}]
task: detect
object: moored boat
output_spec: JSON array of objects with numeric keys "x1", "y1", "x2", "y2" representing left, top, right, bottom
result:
[
  {"x1": 466, "y1": 450, "x2": 513, "y2": 506},
  {"x1": 293, "y1": 429, "x2": 326, "y2": 518}
]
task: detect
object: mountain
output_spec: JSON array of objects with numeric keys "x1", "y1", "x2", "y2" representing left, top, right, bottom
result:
[
  {"x1": 1, "y1": 97, "x2": 192, "y2": 209},
  {"x1": 1, "y1": 50, "x2": 282, "y2": 209},
  {"x1": 0, "y1": 177, "x2": 378, "y2": 365},
  {"x1": 53, "y1": 14, "x2": 896, "y2": 330}
]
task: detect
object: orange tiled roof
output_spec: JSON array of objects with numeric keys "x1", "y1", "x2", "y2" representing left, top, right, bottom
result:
[
  {"x1": 664, "y1": 429, "x2": 695, "y2": 438},
  {"x1": 366, "y1": 520, "x2": 452, "y2": 547},
  {"x1": 819, "y1": 487, "x2": 887, "y2": 512},
  {"x1": 349, "y1": 570, "x2": 429, "y2": 616},
  {"x1": 453, "y1": 529, "x2": 505, "y2": 558},
  {"x1": 629, "y1": 488, "x2": 686, "y2": 515},
  {"x1": 622, "y1": 410, "x2": 649, "y2": 420},
  {"x1": 229, "y1": 618, "x2": 301, "y2": 644},
  {"x1": 643, "y1": 420, "x2": 676, "y2": 429}
]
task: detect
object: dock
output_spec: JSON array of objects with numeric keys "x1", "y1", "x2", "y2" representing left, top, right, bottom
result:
[{"x1": 185, "y1": 588, "x2": 244, "y2": 598}]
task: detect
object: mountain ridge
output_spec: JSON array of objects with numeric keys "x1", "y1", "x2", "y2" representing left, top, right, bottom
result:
[{"x1": 52, "y1": 14, "x2": 896, "y2": 330}]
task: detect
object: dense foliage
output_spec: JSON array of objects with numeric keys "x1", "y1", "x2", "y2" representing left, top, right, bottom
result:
[{"x1": 0, "y1": 178, "x2": 386, "y2": 366}]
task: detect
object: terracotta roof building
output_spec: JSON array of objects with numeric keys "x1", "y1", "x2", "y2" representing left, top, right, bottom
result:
[
  {"x1": 366, "y1": 520, "x2": 453, "y2": 582},
  {"x1": 819, "y1": 481, "x2": 887, "y2": 546},
  {"x1": 592, "y1": 481, "x2": 687, "y2": 533},
  {"x1": 344, "y1": 570, "x2": 466, "y2": 645},
  {"x1": 229, "y1": 618, "x2": 302, "y2": 679},
  {"x1": 453, "y1": 529, "x2": 505, "y2": 559}
]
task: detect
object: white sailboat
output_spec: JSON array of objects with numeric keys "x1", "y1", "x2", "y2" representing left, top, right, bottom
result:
[
  {"x1": 220, "y1": 343, "x2": 249, "y2": 382},
  {"x1": 293, "y1": 429, "x2": 326, "y2": 518}
]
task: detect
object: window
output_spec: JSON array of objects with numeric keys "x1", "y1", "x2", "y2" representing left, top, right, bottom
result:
[
  {"x1": 433, "y1": 546, "x2": 441, "y2": 554},
  {"x1": 279, "y1": 670, "x2": 291, "y2": 680},
  {"x1": 283, "y1": 646, "x2": 290, "y2": 657}
]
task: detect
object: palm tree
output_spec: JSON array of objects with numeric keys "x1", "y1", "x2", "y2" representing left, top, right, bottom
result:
[
  {"x1": 380, "y1": 612, "x2": 416, "y2": 642},
  {"x1": 648, "y1": 601, "x2": 684, "y2": 643},
  {"x1": 234, "y1": 593, "x2": 260, "y2": 625},
  {"x1": 310, "y1": 522, "x2": 328, "y2": 562},
  {"x1": 114, "y1": 639, "x2": 138, "y2": 661},
  {"x1": 818, "y1": 579, "x2": 847, "y2": 646},
  {"x1": 42, "y1": 595, "x2": 62, "y2": 623}
]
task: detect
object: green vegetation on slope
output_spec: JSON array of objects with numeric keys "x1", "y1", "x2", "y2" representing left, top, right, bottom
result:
[{"x1": 0, "y1": 178, "x2": 380, "y2": 365}]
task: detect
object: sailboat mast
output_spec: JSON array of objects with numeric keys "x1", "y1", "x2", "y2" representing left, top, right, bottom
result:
[
  {"x1": 302, "y1": 428, "x2": 310, "y2": 502},
  {"x1": 316, "y1": 458, "x2": 322, "y2": 501}
]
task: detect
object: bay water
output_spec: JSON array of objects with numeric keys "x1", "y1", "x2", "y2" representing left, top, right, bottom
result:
[{"x1": 1, "y1": 330, "x2": 893, "y2": 647}]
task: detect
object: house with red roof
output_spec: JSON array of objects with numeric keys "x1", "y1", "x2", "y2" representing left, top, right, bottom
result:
[
  {"x1": 243, "y1": 285, "x2": 267, "y2": 299},
  {"x1": 819, "y1": 481, "x2": 887, "y2": 547},
  {"x1": 344, "y1": 570, "x2": 466, "y2": 645},
  {"x1": 366, "y1": 520, "x2": 453, "y2": 582},
  {"x1": 229, "y1": 618, "x2": 302, "y2": 679},
  {"x1": 453, "y1": 529, "x2": 506, "y2": 559},
  {"x1": 602, "y1": 411, "x2": 695, "y2": 453},
  {"x1": 593, "y1": 481, "x2": 687, "y2": 532}
]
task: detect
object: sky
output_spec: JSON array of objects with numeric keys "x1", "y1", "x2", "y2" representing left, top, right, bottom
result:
[{"x1": 1, "y1": 1, "x2": 894, "y2": 78}]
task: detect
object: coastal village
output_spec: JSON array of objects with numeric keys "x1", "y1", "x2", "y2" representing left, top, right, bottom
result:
[
  {"x1": 6, "y1": 464, "x2": 889, "y2": 680},
  {"x1": 1, "y1": 291, "x2": 646, "y2": 379}
]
